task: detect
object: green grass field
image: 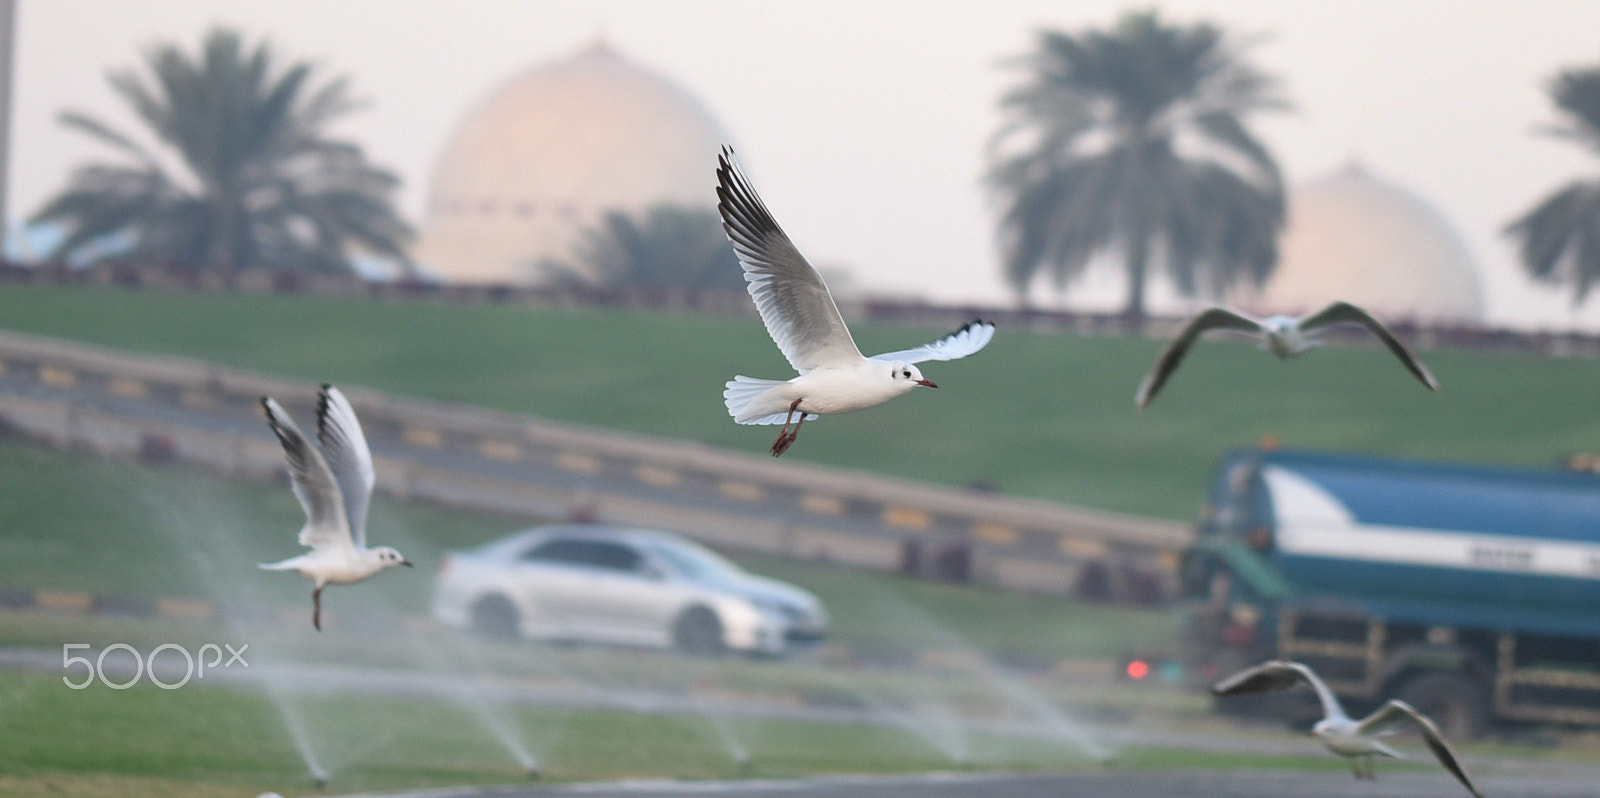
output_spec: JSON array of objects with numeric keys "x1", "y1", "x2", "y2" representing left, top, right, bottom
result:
[
  {"x1": 0, "y1": 663, "x2": 1325, "y2": 798},
  {"x1": 4, "y1": 283, "x2": 1599, "y2": 519},
  {"x1": 0, "y1": 642, "x2": 1546, "y2": 798},
  {"x1": 0, "y1": 667, "x2": 1041, "y2": 797}
]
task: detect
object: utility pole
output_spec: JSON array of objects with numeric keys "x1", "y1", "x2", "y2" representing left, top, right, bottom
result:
[{"x1": 0, "y1": 1, "x2": 15, "y2": 263}]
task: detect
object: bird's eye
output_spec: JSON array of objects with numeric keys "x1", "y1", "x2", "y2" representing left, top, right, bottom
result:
[{"x1": 901, "y1": 369, "x2": 911, "y2": 378}]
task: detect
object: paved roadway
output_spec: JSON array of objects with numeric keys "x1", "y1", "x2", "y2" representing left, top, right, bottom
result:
[
  {"x1": 0, "y1": 366, "x2": 920, "y2": 561},
  {"x1": 324, "y1": 767, "x2": 1598, "y2": 798}
]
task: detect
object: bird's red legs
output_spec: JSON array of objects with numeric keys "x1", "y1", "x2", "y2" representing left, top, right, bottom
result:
[
  {"x1": 1349, "y1": 756, "x2": 1375, "y2": 781},
  {"x1": 312, "y1": 585, "x2": 323, "y2": 631},
  {"x1": 770, "y1": 398, "x2": 804, "y2": 457}
]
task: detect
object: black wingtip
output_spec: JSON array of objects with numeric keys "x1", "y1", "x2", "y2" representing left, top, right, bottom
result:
[{"x1": 260, "y1": 396, "x2": 299, "y2": 454}]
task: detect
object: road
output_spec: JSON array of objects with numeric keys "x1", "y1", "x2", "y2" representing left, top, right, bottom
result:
[{"x1": 320, "y1": 767, "x2": 1597, "y2": 798}]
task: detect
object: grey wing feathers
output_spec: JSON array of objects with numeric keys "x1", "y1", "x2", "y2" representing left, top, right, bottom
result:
[
  {"x1": 1210, "y1": 659, "x2": 1308, "y2": 696},
  {"x1": 1357, "y1": 700, "x2": 1482, "y2": 798},
  {"x1": 871, "y1": 319, "x2": 996, "y2": 364},
  {"x1": 1135, "y1": 307, "x2": 1263, "y2": 409},
  {"x1": 1211, "y1": 659, "x2": 1346, "y2": 722},
  {"x1": 315, "y1": 384, "x2": 375, "y2": 548},
  {"x1": 261, "y1": 396, "x2": 347, "y2": 549},
  {"x1": 1299, "y1": 301, "x2": 1439, "y2": 391},
  {"x1": 716, "y1": 147, "x2": 862, "y2": 372}
]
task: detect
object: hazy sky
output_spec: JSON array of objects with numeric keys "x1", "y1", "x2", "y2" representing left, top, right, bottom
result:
[{"x1": 12, "y1": 1, "x2": 1600, "y2": 329}]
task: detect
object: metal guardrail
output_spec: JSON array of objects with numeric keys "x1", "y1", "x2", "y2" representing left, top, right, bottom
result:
[{"x1": 0, "y1": 329, "x2": 1189, "y2": 599}]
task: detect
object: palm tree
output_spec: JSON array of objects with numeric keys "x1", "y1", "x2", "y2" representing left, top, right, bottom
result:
[
  {"x1": 1505, "y1": 65, "x2": 1600, "y2": 303},
  {"x1": 988, "y1": 9, "x2": 1288, "y2": 324},
  {"x1": 539, "y1": 204, "x2": 746, "y2": 294},
  {"x1": 30, "y1": 28, "x2": 412, "y2": 280}
]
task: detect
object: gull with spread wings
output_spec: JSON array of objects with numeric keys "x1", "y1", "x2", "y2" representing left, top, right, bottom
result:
[
  {"x1": 716, "y1": 147, "x2": 995, "y2": 456},
  {"x1": 258, "y1": 383, "x2": 411, "y2": 630},
  {"x1": 1135, "y1": 301, "x2": 1438, "y2": 409},
  {"x1": 1212, "y1": 659, "x2": 1484, "y2": 797}
]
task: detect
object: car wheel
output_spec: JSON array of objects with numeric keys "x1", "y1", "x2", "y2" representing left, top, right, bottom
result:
[
  {"x1": 470, "y1": 594, "x2": 520, "y2": 640},
  {"x1": 1394, "y1": 671, "x2": 1487, "y2": 740},
  {"x1": 673, "y1": 606, "x2": 726, "y2": 656}
]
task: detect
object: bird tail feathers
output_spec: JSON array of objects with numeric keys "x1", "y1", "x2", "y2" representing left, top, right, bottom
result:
[{"x1": 723, "y1": 376, "x2": 816, "y2": 425}]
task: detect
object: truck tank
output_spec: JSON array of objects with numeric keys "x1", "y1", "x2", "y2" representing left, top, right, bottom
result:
[{"x1": 1207, "y1": 448, "x2": 1600, "y2": 637}]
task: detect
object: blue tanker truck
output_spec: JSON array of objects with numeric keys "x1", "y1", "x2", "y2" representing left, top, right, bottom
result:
[{"x1": 1177, "y1": 446, "x2": 1600, "y2": 738}]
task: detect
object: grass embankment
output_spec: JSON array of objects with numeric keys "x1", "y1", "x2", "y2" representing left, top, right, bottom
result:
[{"x1": 4, "y1": 283, "x2": 1599, "y2": 519}]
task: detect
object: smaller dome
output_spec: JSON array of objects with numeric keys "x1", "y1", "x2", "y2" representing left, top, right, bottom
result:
[{"x1": 1233, "y1": 164, "x2": 1484, "y2": 323}]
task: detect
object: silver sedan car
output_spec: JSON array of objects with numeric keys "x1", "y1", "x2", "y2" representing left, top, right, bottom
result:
[{"x1": 431, "y1": 524, "x2": 828, "y2": 655}]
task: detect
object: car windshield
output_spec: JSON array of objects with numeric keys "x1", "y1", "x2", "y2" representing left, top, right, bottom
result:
[{"x1": 644, "y1": 540, "x2": 745, "y2": 583}]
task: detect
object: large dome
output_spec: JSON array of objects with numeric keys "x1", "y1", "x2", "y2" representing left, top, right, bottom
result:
[
  {"x1": 411, "y1": 42, "x2": 731, "y2": 284},
  {"x1": 1231, "y1": 164, "x2": 1485, "y2": 323}
]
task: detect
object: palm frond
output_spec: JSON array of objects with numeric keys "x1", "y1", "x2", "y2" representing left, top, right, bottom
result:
[
  {"x1": 986, "y1": 9, "x2": 1287, "y2": 312},
  {"x1": 31, "y1": 26, "x2": 410, "y2": 278}
]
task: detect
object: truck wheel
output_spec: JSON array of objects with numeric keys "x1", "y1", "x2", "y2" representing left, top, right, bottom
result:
[
  {"x1": 1395, "y1": 671, "x2": 1487, "y2": 740},
  {"x1": 673, "y1": 606, "x2": 726, "y2": 656},
  {"x1": 471, "y1": 595, "x2": 520, "y2": 640}
]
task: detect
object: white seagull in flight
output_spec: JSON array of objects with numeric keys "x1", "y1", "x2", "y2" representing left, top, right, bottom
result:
[
  {"x1": 258, "y1": 384, "x2": 410, "y2": 630},
  {"x1": 1212, "y1": 660, "x2": 1483, "y2": 798},
  {"x1": 716, "y1": 146, "x2": 995, "y2": 456},
  {"x1": 1134, "y1": 301, "x2": 1438, "y2": 409}
]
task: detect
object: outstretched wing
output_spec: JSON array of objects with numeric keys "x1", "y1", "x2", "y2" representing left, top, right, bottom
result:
[
  {"x1": 1298, "y1": 301, "x2": 1438, "y2": 391},
  {"x1": 1135, "y1": 307, "x2": 1263, "y2": 409},
  {"x1": 1356, "y1": 700, "x2": 1483, "y2": 798},
  {"x1": 261, "y1": 396, "x2": 351, "y2": 551},
  {"x1": 716, "y1": 146, "x2": 863, "y2": 373},
  {"x1": 870, "y1": 319, "x2": 996, "y2": 364},
  {"x1": 315, "y1": 384, "x2": 375, "y2": 548},
  {"x1": 1211, "y1": 659, "x2": 1348, "y2": 723}
]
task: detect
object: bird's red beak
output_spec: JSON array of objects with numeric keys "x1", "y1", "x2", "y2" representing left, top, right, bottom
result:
[{"x1": 916, "y1": 379, "x2": 938, "y2": 388}]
